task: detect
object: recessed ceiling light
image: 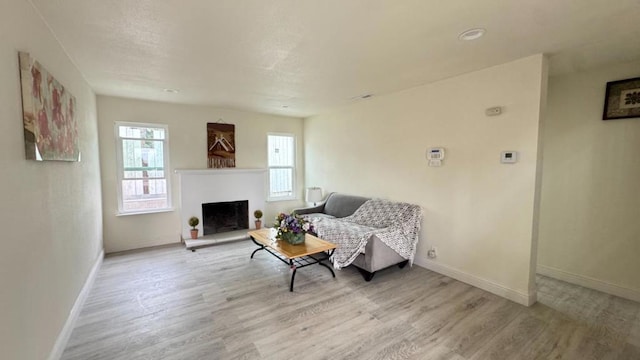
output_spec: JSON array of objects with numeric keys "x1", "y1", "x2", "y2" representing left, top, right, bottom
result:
[
  {"x1": 163, "y1": 88, "x2": 179, "y2": 93},
  {"x1": 458, "y1": 28, "x2": 485, "y2": 41},
  {"x1": 349, "y1": 93, "x2": 375, "y2": 101}
]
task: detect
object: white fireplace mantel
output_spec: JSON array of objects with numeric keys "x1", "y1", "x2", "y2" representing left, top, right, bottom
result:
[
  {"x1": 175, "y1": 168, "x2": 267, "y2": 175},
  {"x1": 175, "y1": 168, "x2": 267, "y2": 240}
]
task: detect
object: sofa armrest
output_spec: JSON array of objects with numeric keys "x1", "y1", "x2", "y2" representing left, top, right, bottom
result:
[
  {"x1": 292, "y1": 204, "x2": 325, "y2": 215},
  {"x1": 358, "y1": 235, "x2": 405, "y2": 273}
]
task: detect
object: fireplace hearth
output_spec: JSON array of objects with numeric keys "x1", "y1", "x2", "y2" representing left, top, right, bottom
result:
[{"x1": 202, "y1": 200, "x2": 249, "y2": 236}]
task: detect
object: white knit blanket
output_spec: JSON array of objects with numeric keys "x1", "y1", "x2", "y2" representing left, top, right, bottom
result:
[{"x1": 311, "y1": 199, "x2": 422, "y2": 269}]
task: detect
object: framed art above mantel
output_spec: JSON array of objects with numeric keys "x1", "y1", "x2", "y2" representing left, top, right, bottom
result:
[
  {"x1": 207, "y1": 122, "x2": 235, "y2": 168},
  {"x1": 603, "y1": 76, "x2": 640, "y2": 120}
]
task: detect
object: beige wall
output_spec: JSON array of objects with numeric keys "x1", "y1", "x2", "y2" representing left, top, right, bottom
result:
[
  {"x1": 97, "y1": 96, "x2": 305, "y2": 253},
  {"x1": 0, "y1": 1, "x2": 103, "y2": 359},
  {"x1": 305, "y1": 55, "x2": 547, "y2": 305},
  {"x1": 537, "y1": 60, "x2": 640, "y2": 301}
]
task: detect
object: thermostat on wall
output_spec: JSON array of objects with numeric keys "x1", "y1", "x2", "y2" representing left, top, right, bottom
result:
[
  {"x1": 501, "y1": 151, "x2": 518, "y2": 164},
  {"x1": 426, "y1": 147, "x2": 445, "y2": 167}
]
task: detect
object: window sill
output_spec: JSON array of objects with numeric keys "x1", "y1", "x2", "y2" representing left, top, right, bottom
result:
[
  {"x1": 116, "y1": 208, "x2": 175, "y2": 217},
  {"x1": 266, "y1": 197, "x2": 299, "y2": 203}
]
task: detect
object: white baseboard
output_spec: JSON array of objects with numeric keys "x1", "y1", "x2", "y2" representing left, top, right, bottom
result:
[
  {"x1": 48, "y1": 249, "x2": 104, "y2": 360},
  {"x1": 537, "y1": 264, "x2": 640, "y2": 303},
  {"x1": 414, "y1": 258, "x2": 536, "y2": 306}
]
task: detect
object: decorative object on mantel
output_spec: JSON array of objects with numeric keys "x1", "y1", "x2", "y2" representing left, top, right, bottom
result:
[
  {"x1": 603, "y1": 76, "x2": 640, "y2": 120},
  {"x1": 274, "y1": 212, "x2": 315, "y2": 245},
  {"x1": 207, "y1": 121, "x2": 235, "y2": 168},
  {"x1": 306, "y1": 187, "x2": 323, "y2": 206},
  {"x1": 188, "y1": 216, "x2": 199, "y2": 239},
  {"x1": 254, "y1": 209, "x2": 263, "y2": 229},
  {"x1": 18, "y1": 52, "x2": 80, "y2": 161}
]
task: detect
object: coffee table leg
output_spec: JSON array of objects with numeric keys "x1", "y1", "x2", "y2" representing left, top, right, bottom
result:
[
  {"x1": 318, "y1": 261, "x2": 336, "y2": 278},
  {"x1": 289, "y1": 260, "x2": 297, "y2": 292},
  {"x1": 318, "y1": 249, "x2": 336, "y2": 278},
  {"x1": 250, "y1": 237, "x2": 265, "y2": 259}
]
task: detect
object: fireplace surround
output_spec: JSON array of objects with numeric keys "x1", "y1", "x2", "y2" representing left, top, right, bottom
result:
[{"x1": 175, "y1": 168, "x2": 266, "y2": 241}]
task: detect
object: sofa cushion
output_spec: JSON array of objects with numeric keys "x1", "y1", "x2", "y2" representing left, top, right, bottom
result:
[
  {"x1": 323, "y1": 193, "x2": 370, "y2": 218},
  {"x1": 302, "y1": 213, "x2": 336, "y2": 220}
]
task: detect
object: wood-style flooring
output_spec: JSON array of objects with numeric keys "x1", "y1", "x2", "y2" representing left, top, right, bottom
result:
[{"x1": 61, "y1": 240, "x2": 640, "y2": 359}]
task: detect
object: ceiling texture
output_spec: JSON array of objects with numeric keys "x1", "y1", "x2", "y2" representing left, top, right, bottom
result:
[{"x1": 28, "y1": 0, "x2": 640, "y2": 118}]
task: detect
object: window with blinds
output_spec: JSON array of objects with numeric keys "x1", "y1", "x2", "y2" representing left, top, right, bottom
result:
[
  {"x1": 115, "y1": 122, "x2": 171, "y2": 214},
  {"x1": 267, "y1": 134, "x2": 295, "y2": 200}
]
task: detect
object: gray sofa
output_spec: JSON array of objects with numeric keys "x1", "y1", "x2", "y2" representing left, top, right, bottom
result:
[{"x1": 293, "y1": 193, "x2": 409, "y2": 281}]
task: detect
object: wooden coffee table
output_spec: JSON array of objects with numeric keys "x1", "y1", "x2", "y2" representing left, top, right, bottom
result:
[{"x1": 248, "y1": 229, "x2": 337, "y2": 291}]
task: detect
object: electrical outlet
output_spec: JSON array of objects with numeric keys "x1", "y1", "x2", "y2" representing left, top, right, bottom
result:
[{"x1": 427, "y1": 247, "x2": 437, "y2": 258}]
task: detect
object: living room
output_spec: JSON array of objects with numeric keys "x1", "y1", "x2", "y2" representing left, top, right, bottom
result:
[{"x1": 2, "y1": 1, "x2": 639, "y2": 359}]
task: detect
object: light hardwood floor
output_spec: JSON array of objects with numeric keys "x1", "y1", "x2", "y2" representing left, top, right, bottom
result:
[{"x1": 61, "y1": 240, "x2": 640, "y2": 359}]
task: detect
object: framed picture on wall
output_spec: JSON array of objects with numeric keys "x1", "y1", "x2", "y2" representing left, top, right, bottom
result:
[
  {"x1": 207, "y1": 122, "x2": 236, "y2": 168},
  {"x1": 18, "y1": 51, "x2": 80, "y2": 161},
  {"x1": 602, "y1": 76, "x2": 640, "y2": 120}
]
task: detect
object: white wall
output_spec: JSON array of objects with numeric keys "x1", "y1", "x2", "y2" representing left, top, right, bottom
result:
[
  {"x1": 305, "y1": 55, "x2": 547, "y2": 305},
  {"x1": 0, "y1": 1, "x2": 103, "y2": 359},
  {"x1": 537, "y1": 60, "x2": 640, "y2": 301},
  {"x1": 97, "y1": 96, "x2": 304, "y2": 253}
]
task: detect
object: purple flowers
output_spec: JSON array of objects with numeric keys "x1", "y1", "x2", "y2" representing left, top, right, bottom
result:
[{"x1": 274, "y1": 213, "x2": 315, "y2": 236}]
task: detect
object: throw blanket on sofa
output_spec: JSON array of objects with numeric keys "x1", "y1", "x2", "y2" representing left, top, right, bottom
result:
[{"x1": 313, "y1": 199, "x2": 423, "y2": 269}]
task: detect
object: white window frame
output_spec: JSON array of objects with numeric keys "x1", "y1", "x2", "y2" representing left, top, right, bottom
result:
[
  {"x1": 115, "y1": 121, "x2": 172, "y2": 215},
  {"x1": 267, "y1": 133, "x2": 296, "y2": 201}
]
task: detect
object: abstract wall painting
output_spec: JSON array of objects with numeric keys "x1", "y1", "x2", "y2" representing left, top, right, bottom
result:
[
  {"x1": 18, "y1": 52, "x2": 80, "y2": 161},
  {"x1": 603, "y1": 76, "x2": 640, "y2": 120},
  {"x1": 207, "y1": 122, "x2": 236, "y2": 168}
]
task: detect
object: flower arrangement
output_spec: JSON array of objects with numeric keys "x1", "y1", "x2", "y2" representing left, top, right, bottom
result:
[{"x1": 274, "y1": 212, "x2": 315, "y2": 245}]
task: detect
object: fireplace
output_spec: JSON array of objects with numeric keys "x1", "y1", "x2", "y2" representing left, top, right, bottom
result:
[
  {"x1": 202, "y1": 200, "x2": 249, "y2": 236},
  {"x1": 175, "y1": 168, "x2": 266, "y2": 241}
]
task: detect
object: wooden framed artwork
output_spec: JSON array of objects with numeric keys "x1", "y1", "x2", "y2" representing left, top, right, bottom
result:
[
  {"x1": 18, "y1": 51, "x2": 80, "y2": 161},
  {"x1": 207, "y1": 122, "x2": 235, "y2": 168},
  {"x1": 602, "y1": 76, "x2": 640, "y2": 120}
]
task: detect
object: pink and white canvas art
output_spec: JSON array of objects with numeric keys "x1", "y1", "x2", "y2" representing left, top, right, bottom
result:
[{"x1": 18, "y1": 52, "x2": 80, "y2": 161}]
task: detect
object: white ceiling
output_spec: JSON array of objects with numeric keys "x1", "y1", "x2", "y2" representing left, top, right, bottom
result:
[{"x1": 29, "y1": 0, "x2": 640, "y2": 118}]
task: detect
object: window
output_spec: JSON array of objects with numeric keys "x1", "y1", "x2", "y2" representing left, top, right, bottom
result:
[
  {"x1": 268, "y1": 134, "x2": 295, "y2": 200},
  {"x1": 115, "y1": 122, "x2": 171, "y2": 214}
]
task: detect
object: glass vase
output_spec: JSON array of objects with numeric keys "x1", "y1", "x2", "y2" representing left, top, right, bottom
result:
[{"x1": 281, "y1": 232, "x2": 305, "y2": 245}]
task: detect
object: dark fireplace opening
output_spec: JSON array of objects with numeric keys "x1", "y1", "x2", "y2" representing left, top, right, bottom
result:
[{"x1": 202, "y1": 200, "x2": 249, "y2": 236}]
